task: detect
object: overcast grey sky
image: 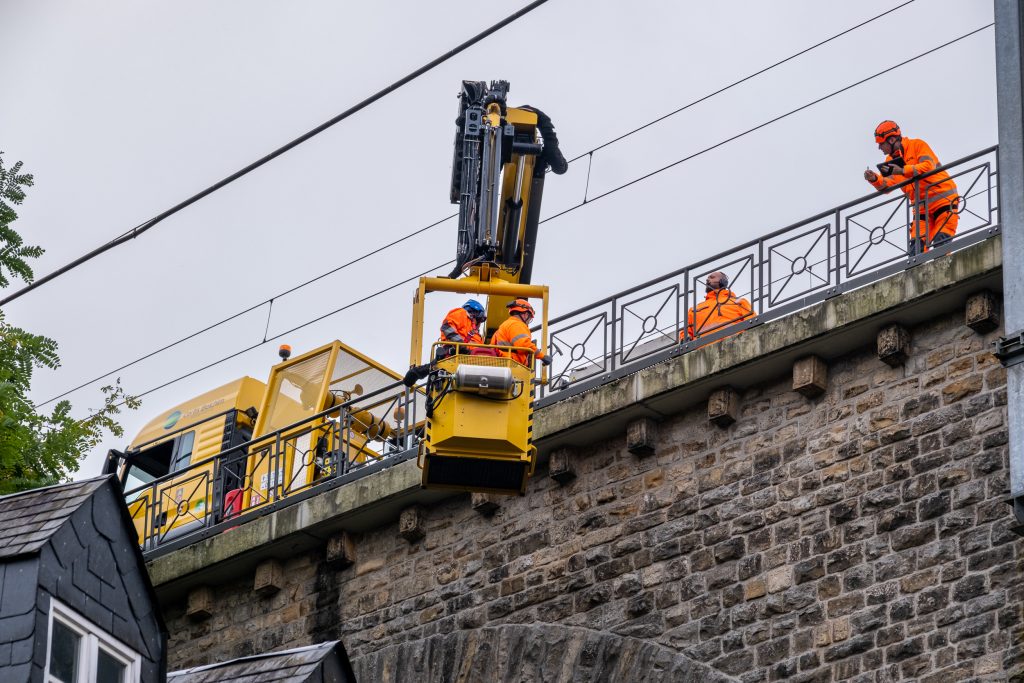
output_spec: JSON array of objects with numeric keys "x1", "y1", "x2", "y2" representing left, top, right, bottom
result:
[{"x1": 0, "y1": 0, "x2": 996, "y2": 479}]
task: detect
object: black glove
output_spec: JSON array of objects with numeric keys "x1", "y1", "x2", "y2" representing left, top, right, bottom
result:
[{"x1": 540, "y1": 355, "x2": 553, "y2": 367}]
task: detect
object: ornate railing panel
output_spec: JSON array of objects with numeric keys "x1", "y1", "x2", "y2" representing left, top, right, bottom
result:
[{"x1": 540, "y1": 146, "x2": 999, "y2": 405}]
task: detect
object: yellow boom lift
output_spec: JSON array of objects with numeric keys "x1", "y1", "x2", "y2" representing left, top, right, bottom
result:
[
  {"x1": 103, "y1": 80, "x2": 564, "y2": 550},
  {"x1": 409, "y1": 80, "x2": 565, "y2": 496}
]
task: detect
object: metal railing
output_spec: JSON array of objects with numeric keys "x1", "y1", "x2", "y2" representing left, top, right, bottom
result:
[
  {"x1": 538, "y1": 146, "x2": 1000, "y2": 405},
  {"x1": 127, "y1": 380, "x2": 422, "y2": 555}
]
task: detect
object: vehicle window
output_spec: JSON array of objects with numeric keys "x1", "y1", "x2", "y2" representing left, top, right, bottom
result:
[
  {"x1": 171, "y1": 431, "x2": 195, "y2": 472},
  {"x1": 262, "y1": 350, "x2": 331, "y2": 435}
]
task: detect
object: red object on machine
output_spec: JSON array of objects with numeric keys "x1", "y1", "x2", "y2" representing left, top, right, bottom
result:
[{"x1": 224, "y1": 489, "x2": 243, "y2": 520}]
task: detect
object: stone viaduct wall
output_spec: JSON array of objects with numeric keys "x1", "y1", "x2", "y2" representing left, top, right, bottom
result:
[{"x1": 152, "y1": 239, "x2": 1022, "y2": 682}]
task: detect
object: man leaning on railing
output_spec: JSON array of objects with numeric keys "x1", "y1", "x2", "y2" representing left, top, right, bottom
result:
[
  {"x1": 863, "y1": 120, "x2": 960, "y2": 255},
  {"x1": 679, "y1": 271, "x2": 755, "y2": 342}
]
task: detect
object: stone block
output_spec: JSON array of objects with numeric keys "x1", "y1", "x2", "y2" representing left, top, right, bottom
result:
[
  {"x1": 253, "y1": 559, "x2": 283, "y2": 597},
  {"x1": 877, "y1": 324, "x2": 910, "y2": 367},
  {"x1": 626, "y1": 417, "x2": 658, "y2": 456},
  {"x1": 766, "y1": 566, "x2": 792, "y2": 593},
  {"x1": 186, "y1": 586, "x2": 213, "y2": 622},
  {"x1": 399, "y1": 506, "x2": 426, "y2": 543},
  {"x1": 326, "y1": 532, "x2": 355, "y2": 569},
  {"x1": 471, "y1": 492, "x2": 500, "y2": 516},
  {"x1": 793, "y1": 355, "x2": 828, "y2": 398},
  {"x1": 965, "y1": 290, "x2": 999, "y2": 333},
  {"x1": 708, "y1": 387, "x2": 740, "y2": 427},
  {"x1": 548, "y1": 447, "x2": 577, "y2": 485}
]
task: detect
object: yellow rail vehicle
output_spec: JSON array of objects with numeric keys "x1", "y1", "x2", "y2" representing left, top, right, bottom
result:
[{"x1": 107, "y1": 341, "x2": 419, "y2": 548}]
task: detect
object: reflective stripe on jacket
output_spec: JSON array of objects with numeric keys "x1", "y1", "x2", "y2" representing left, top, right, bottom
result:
[
  {"x1": 439, "y1": 307, "x2": 482, "y2": 345},
  {"x1": 869, "y1": 137, "x2": 959, "y2": 213},
  {"x1": 490, "y1": 316, "x2": 543, "y2": 365},
  {"x1": 684, "y1": 289, "x2": 754, "y2": 340}
]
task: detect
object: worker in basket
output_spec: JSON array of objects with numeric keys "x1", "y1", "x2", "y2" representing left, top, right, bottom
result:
[
  {"x1": 863, "y1": 120, "x2": 959, "y2": 255},
  {"x1": 491, "y1": 299, "x2": 552, "y2": 367},
  {"x1": 438, "y1": 299, "x2": 486, "y2": 358}
]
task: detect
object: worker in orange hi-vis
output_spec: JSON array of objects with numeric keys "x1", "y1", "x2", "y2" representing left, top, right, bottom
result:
[
  {"x1": 680, "y1": 271, "x2": 755, "y2": 341},
  {"x1": 437, "y1": 299, "x2": 486, "y2": 358},
  {"x1": 863, "y1": 121, "x2": 959, "y2": 255},
  {"x1": 490, "y1": 299, "x2": 552, "y2": 367}
]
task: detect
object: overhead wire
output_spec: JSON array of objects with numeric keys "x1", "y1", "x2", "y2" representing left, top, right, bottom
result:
[
  {"x1": 126, "y1": 261, "x2": 453, "y2": 402},
  {"x1": 565, "y1": 0, "x2": 916, "y2": 164},
  {"x1": 96, "y1": 21, "x2": 991, "y2": 409},
  {"x1": 540, "y1": 23, "x2": 994, "y2": 225},
  {"x1": 35, "y1": 0, "x2": 921, "y2": 408},
  {"x1": 36, "y1": 212, "x2": 456, "y2": 406},
  {"x1": 0, "y1": 0, "x2": 549, "y2": 307}
]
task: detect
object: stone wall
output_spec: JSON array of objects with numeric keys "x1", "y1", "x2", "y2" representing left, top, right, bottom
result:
[{"x1": 162, "y1": 304, "x2": 1020, "y2": 682}]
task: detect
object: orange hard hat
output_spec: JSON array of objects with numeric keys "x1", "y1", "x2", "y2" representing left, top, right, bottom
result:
[
  {"x1": 507, "y1": 298, "x2": 535, "y2": 317},
  {"x1": 874, "y1": 120, "x2": 901, "y2": 144}
]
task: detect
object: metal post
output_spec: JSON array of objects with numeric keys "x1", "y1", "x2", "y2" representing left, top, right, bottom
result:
[{"x1": 994, "y1": 0, "x2": 1024, "y2": 524}]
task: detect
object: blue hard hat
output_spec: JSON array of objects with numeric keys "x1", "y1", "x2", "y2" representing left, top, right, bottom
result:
[{"x1": 463, "y1": 299, "x2": 486, "y2": 319}]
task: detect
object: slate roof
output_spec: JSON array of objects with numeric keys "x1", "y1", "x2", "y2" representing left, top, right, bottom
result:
[
  {"x1": 0, "y1": 477, "x2": 108, "y2": 559},
  {"x1": 168, "y1": 641, "x2": 354, "y2": 683}
]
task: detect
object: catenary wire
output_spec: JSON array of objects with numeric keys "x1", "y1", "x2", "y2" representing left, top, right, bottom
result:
[
  {"x1": 48, "y1": 24, "x2": 991, "y2": 411},
  {"x1": 0, "y1": 0, "x2": 549, "y2": 308},
  {"x1": 34, "y1": 2, "x2": 917, "y2": 407},
  {"x1": 564, "y1": 0, "x2": 916, "y2": 164},
  {"x1": 11, "y1": 0, "x2": 912, "y2": 314},
  {"x1": 126, "y1": 261, "x2": 453, "y2": 402},
  {"x1": 36, "y1": 212, "x2": 457, "y2": 406},
  {"x1": 540, "y1": 23, "x2": 994, "y2": 225}
]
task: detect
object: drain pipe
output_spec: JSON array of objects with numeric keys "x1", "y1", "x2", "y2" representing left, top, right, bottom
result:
[{"x1": 994, "y1": 0, "x2": 1024, "y2": 524}]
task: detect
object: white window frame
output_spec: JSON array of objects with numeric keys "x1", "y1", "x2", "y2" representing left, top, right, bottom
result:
[{"x1": 44, "y1": 597, "x2": 142, "y2": 683}]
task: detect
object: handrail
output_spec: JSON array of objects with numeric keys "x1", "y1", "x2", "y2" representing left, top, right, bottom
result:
[
  {"x1": 123, "y1": 377, "x2": 416, "y2": 501},
  {"x1": 538, "y1": 145, "x2": 1001, "y2": 403},
  {"x1": 546, "y1": 145, "x2": 999, "y2": 325}
]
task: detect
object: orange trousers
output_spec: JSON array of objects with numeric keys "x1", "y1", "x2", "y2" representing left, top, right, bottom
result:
[{"x1": 910, "y1": 205, "x2": 958, "y2": 253}]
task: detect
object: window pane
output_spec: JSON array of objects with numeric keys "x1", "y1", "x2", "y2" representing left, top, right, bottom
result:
[
  {"x1": 172, "y1": 431, "x2": 196, "y2": 472},
  {"x1": 49, "y1": 620, "x2": 80, "y2": 683},
  {"x1": 96, "y1": 648, "x2": 127, "y2": 683}
]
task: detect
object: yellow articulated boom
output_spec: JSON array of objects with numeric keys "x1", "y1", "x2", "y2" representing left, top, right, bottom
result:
[{"x1": 407, "y1": 79, "x2": 563, "y2": 496}]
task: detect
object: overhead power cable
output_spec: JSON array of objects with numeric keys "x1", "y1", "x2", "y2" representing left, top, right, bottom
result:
[
  {"x1": 542, "y1": 23, "x2": 994, "y2": 225},
  {"x1": 35, "y1": 1, "x2": 916, "y2": 407},
  {"x1": 124, "y1": 261, "x2": 453, "y2": 403},
  {"x1": 44, "y1": 21, "x2": 992, "y2": 410},
  {"x1": 7, "y1": 0, "x2": 910, "y2": 312},
  {"x1": 0, "y1": 0, "x2": 549, "y2": 308},
  {"x1": 565, "y1": 0, "x2": 916, "y2": 164},
  {"x1": 36, "y1": 212, "x2": 456, "y2": 407}
]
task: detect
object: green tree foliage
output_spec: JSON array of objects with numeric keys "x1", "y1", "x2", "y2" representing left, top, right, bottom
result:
[{"x1": 0, "y1": 151, "x2": 138, "y2": 493}]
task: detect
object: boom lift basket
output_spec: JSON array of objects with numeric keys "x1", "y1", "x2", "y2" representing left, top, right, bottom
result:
[{"x1": 410, "y1": 276, "x2": 548, "y2": 495}]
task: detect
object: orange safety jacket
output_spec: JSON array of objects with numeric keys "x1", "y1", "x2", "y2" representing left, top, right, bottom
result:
[
  {"x1": 683, "y1": 289, "x2": 754, "y2": 340},
  {"x1": 490, "y1": 316, "x2": 544, "y2": 366},
  {"x1": 439, "y1": 307, "x2": 482, "y2": 346},
  {"x1": 868, "y1": 137, "x2": 959, "y2": 241}
]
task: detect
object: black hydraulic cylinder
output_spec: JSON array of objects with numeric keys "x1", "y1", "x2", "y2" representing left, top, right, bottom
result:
[
  {"x1": 517, "y1": 173, "x2": 546, "y2": 284},
  {"x1": 500, "y1": 197, "x2": 524, "y2": 268}
]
